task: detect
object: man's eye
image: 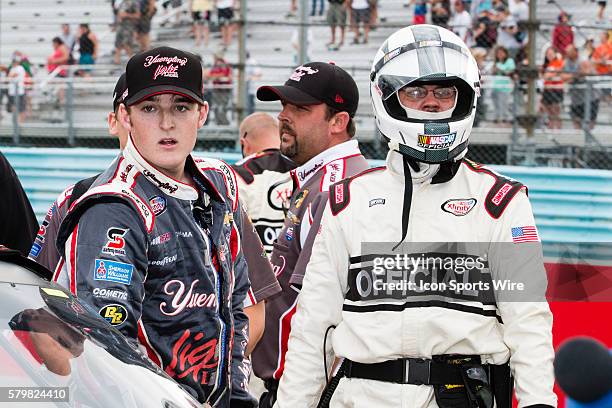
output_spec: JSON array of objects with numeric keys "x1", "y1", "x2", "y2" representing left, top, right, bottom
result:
[
  {"x1": 176, "y1": 105, "x2": 190, "y2": 112},
  {"x1": 142, "y1": 105, "x2": 156, "y2": 112}
]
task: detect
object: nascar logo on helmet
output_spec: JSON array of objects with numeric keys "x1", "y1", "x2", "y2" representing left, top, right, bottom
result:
[{"x1": 370, "y1": 24, "x2": 481, "y2": 164}]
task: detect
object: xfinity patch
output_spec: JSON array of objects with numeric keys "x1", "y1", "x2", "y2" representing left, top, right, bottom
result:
[
  {"x1": 442, "y1": 198, "x2": 477, "y2": 216},
  {"x1": 94, "y1": 259, "x2": 134, "y2": 285},
  {"x1": 417, "y1": 132, "x2": 457, "y2": 150}
]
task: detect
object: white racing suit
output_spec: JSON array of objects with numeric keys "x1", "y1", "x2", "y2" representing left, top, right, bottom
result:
[{"x1": 275, "y1": 150, "x2": 557, "y2": 408}]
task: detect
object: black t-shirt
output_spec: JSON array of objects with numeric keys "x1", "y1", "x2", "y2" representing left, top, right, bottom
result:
[
  {"x1": 0, "y1": 152, "x2": 38, "y2": 256},
  {"x1": 475, "y1": 16, "x2": 497, "y2": 49}
]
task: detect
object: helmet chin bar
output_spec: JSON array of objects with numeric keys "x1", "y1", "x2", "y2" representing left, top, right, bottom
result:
[{"x1": 382, "y1": 134, "x2": 468, "y2": 164}]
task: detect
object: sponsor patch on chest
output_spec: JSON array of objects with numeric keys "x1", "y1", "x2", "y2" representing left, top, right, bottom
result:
[{"x1": 441, "y1": 198, "x2": 477, "y2": 216}]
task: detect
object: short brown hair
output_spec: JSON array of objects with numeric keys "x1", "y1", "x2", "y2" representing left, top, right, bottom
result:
[{"x1": 325, "y1": 106, "x2": 356, "y2": 138}]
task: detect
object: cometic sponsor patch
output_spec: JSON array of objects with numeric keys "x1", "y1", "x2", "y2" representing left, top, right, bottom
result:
[
  {"x1": 94, "y1": 259, "x2": 134, "y2": 285},
  {"x1": 417, "y1": 132, "x2": 457, "y2": 149},
  {"x1": 99, "y1": 304, "x2": 128, "y2": 326},
  {"x1": 93, "y1": 287, "x2": 128, "y2": 301}
]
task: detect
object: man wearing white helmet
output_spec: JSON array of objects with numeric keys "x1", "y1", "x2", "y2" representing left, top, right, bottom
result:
[{"x1": 274, "y1": 25, "x2": 556, "y2": 408}]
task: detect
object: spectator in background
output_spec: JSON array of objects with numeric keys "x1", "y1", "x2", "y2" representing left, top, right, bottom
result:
[
  {"x1": 47, "y1": 38, "x2": 70, "y2": 106},
  {"x1": 552, "y1": 12, "x2": 574, "y2": 56},
  {"x1": 191, "y1": 0, "x2": 213, "y2": 47},
  {"x1": 471, "y1": 48, "x2": 488, "y2": 126},
  {"x1": 596, "y1": 0, "x2": 607, "y2": 23},
  {"x1": 470, "y1": 0, "x2": 493, "y2": 16},
  {"x1": 411, "y1": 0, "x2": 428, "y2": 24},
  {"x1": 582, "y1": 36, "x2": 596, "y2": 61},
  {"x1": 509, "y1": 0, "x2": 528, "y2": 21},
  {"x1": 245, "y1": 52, "x2": 262, "y2": 114},
  {"x1": 311, "y1": 0, "x2": 325, "y2": 16},
  {"x1": 137, "y1": 0, "x2": 156, "y2": 51},
  {"x1": 472, "y1": 8, "x2": 497, "y2": 52},
  {"x1": 0, "y1": 152, "x2": 38, "y2": 256},
  {"x1": 490, "y1": 45, "x2": 515, "y2": 124},
  {"x1": 497, "y1": 10, "x2": 524, "y2": 59},
  {"x1": 218, "y1": 0, "x2": 236, "y2": 51},
  {"x1": 431, "y1": 0, "x2": 451, "y2": 27},
  {"x1": 59, "y1": 24, "x2": 76, "y2": 63},
  {"x1": 449, "y1": 0, "x2": 472, "y2": 43},
  {"x1": 76, "y1": 24, "x2": 98, "y2": 76},
  {"x1": 541, "y1": 46, "x2": 565, "y2": 129},
  {"x1": 351, "y1": 0, "x2": 371, "y2": 44},
  {"x1": 0, "y1": 65, "x2": 8, "y2": 120},
  {"x1": 7, "y1": 59, "x2": 27, "y2": 124},
  {"x1": 565, "y1": 45, "x2": 600, "y2": 129},
  {"x1": 287, "y1": 0, "x2": 298, "y2": 17},
  {"x1": 327, "y1": 0, "x2": 347, "y2": 50},
  {"x1": 113, "y1": 0, "x2": 140, "y2": 64},
  {"x1": 206, "y1": 51, "x2": 233, "y2": 125},
  {"x1": 369, "y1": 0, "x2": 378, "y2": 29},
  {"x1": 592, "y1": 29, "x2": 612, "y2": 76},
  {"x1": 161, "y1": 0, "x2": 182, "y2": 25},
  {"x1": 47, "y1": 37, "x2": 70, "y2": 78}
]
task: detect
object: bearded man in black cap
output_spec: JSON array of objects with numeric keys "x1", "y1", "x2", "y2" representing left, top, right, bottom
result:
[
  {"x1": 250, "y1": 62, "x2": 369, "y2": 407},
  {"x1": 52, "y1": 46, "x2": 277, "y2": 408}
]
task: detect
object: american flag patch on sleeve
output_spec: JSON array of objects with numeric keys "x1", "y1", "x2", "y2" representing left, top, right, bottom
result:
[{"x1": 511, "y1": 226, "x2": 539, "y2": 243}]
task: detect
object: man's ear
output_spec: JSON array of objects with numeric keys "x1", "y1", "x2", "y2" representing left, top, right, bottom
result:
[
  {"x1": 117, "y1": 104, "x2": 132, "y2": 132},
  {"x1": 107, "y1": 112, "x2": 119, "y2": 137},
  {"x1": 198, "y1": 102, "x2": 209, "y2": 128},
  {"x1": 329, "y1": 111, "x2": 350, "y2": 135}
]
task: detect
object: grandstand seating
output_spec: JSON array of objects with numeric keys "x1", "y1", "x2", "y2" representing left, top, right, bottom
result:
[
  {"x1": 3, "y1": 146, "x2": 611, "y2": 245},
  {"x1": 1, "y1": 0, "x2": 609, "y2": 141}
]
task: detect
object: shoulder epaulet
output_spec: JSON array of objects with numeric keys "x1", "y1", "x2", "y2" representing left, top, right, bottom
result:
[
  {"x1": 231, "y1": 162, "x2": 255, "y2": 185},
  {"x1": 329, "y1": 166, "x2": 385, "y2": 216},
  {"x1": 194, "y1": 158, "x2": 239, "y2": 212},
  {"x1": 67, "y1": 173, "x2": 100, "y2": 209},
  {"x1": 56, "y1": 158, "x2": 155, "y2": 256},
  {"x1": 463, "y1": 159, "x2": 525, "y2": 219}
]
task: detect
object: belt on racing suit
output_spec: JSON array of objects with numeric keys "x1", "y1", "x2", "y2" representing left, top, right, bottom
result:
[
  {"x1": 340, "y1": 357, "x2": 512, "y2": 408},
  {"x1": 345, "y1": 358, "x2": 465, "y2": 385}
]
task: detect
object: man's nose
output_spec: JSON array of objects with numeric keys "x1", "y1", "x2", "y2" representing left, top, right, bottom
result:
[
  {"x1": 160, "y1": 110, "x2": 175, "y2": 130},
  {"x1": 421, "y1": 92, "x2": 441, "y2": 110}
]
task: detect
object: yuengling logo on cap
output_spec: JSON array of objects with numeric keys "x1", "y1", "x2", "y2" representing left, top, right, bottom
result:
[{"x1": 143, "y1": 55, "x2": 189, "y2": 81}]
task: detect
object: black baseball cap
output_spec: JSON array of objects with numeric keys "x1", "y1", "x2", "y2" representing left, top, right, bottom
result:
[
  {"x1": 112, "y1": 73, "x2": 127, "y2": 111},
  {"x1": 257, "y1": 62, "x2": 359, "y2": 117},
  {"x1": 124, "y1": 46, "x2": 204, "y2": 106}
]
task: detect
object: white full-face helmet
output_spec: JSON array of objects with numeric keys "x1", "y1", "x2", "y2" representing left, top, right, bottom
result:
[{"x1": 370, "y1": 25, "x2": 481, "y2": 164}]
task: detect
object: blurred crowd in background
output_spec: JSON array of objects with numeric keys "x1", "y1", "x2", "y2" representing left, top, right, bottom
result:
[{"x1": 0, "y1": 0, "x2": 610, "y2": 131}]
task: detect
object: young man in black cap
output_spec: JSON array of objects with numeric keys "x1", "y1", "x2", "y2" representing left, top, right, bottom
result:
[
  {"x1": 250, "y1": 62, "x2": 369, "y2": 407},
  {"x1": 52, "y1": 46, "x2": 273, "y2": 407}
]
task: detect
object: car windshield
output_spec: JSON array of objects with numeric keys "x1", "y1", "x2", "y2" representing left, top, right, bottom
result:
[{"x1": 0, "y1": 266, "x2": 200, "y2": 408}]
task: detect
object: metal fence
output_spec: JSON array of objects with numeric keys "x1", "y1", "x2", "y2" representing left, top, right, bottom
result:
[{"x1": 0, "y1": 0, "x2": 610, "y2": 168}]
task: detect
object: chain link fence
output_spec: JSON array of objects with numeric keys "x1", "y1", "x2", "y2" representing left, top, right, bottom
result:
[{"x1": 0, "y1": 0, "x2": 610, "y2": 168}]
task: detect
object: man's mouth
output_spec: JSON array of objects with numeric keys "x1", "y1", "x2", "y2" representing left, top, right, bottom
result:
[
  {"x1": 159, "y1": 138, "x2": 178, "y2": 146},
  {"x1": 280, "y1": 126, "x2": 295, "y2": 141}
]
